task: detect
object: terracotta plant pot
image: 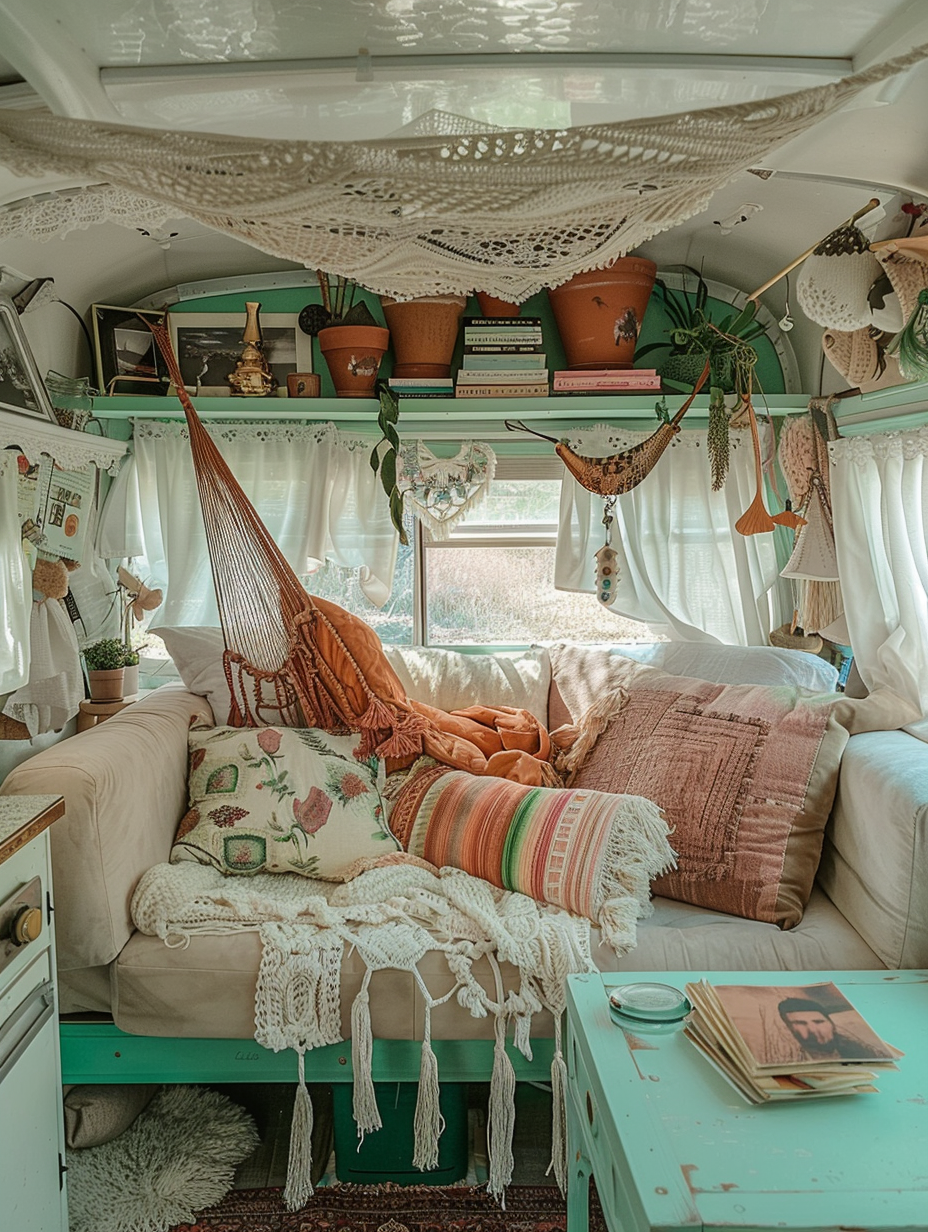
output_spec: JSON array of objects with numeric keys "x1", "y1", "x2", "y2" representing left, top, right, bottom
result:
[
  {"x1": 318, "y1": 325, "x2": 390, "y2": 397},
  {"x1": 380, "y1": 295, "x2": 467, "y2": 379},
  {"x1": 547, "y1": 258, "x2": 658, "y2": 369},
  {"x1": 87, "y1": 668, "x2": 125, "y2": 702},
  {"x1": 475, "y1": 292, "x2": 521, "y2": 318}
]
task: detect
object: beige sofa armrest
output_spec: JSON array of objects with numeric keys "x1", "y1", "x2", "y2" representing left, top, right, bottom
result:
[
  {"x1": 818, "y1": 729, "x2": 928, "y2": 969},
  {"x1": 0, "y1": 685, "x2": 211, "y2": 972}
]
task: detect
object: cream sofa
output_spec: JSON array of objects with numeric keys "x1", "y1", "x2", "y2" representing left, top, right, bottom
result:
[{"x1": 2, "y1": 641, "x2": 926, "y2": 1053}]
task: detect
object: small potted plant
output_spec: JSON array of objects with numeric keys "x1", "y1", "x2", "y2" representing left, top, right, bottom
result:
[
  {"x1": 83, "y1": 638, "x2": 128, "y2": 702},
  {"x1": 308, "y1": 273, "x2": 390, "y2": 397}
]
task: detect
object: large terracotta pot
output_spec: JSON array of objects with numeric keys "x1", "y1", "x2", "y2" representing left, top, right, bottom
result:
[
  {"x1": 475, "y1": 292, "x2": 521, "y2": 318},
  {"x1": 380, "y1": 295, "x2": 467, "y2": 379},
  {"x1": 547, "y1": 258, "x2": 658, "y2": 369},
  {"x1": 318, "y1": 325, "x2": 390, "y2": 397}
]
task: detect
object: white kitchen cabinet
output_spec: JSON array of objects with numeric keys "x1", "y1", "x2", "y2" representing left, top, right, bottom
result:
[{"x1": 0, "y1": 795, "x2": 68, "y2": 1232}]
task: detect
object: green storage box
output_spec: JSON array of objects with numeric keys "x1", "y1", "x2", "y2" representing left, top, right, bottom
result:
[{"x1": 332, "y1": 1081, "x2": 468, "y2": 1185}]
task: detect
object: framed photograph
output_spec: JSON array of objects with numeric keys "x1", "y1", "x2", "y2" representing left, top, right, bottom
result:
[
  {"x1": 168, "y1": 311, "x2": 313, "y2": 395},
  {"x1": 0, "y1": 293, "x2": 57, "y2": 422},
  {"x1": 91, "y1": 304, "x2": 170, "y2": 397}
]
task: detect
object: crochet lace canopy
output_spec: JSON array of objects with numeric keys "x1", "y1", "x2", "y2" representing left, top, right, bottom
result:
[{"x1": 0, "y1": 43, "x2": 925, "y2": 299}]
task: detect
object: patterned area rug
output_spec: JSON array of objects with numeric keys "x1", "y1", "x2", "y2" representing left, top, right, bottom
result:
[{"x1": 167, "y1": 1182, "x2": 607, "y2": 1231}]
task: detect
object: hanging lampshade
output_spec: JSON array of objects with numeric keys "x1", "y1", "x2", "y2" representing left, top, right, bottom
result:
[
  {"x1": 780, "y1": 483, "x2": 839, "y2": 582},
  {"x1": 796, "y1": 224, "x2": 883, "y2": 329}
]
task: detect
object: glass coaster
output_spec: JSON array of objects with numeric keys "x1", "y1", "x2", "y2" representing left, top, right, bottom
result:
[{"x1": 608, "y1": 982, "x2": 691, "y2": 1032}]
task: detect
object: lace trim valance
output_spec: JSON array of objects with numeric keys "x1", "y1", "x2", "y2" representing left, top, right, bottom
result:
[
  {"x1": 829, "y1": 424, "x2": 928, "y2": 465},
  {"x1": 131, "y1": 418, "x2": 373, "y2": 451},
  {"x1": 0, "y1": 42, "x2": 925, "y2": 300}
]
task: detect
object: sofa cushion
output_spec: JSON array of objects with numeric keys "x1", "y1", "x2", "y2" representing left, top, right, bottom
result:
[
  {"x1": 388, "y1": 760, "x2": 674, "y2": 944},
  {"x1": 63, "y1": 1084, "x2": 160, "y2": 1149},
  {"x1": 548, "y1": 641, "x2": 840, "y2": 728},
  {"x1": 171, "y1": 726, "x2": 399, "y2": 879},
  {"x1": 383, "y1": 645, "x2": 550, "y2": 723},
  {"x1": 562, "y1": 657, "x2": 849, "y2": 929},
  {"x1": 159, "y1": 627, "x2": 551, "y2": 726}
]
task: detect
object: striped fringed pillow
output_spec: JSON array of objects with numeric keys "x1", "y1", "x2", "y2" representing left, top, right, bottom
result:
[{"x1": 390, "y1": 764, "x2": 675, "y2": 950}]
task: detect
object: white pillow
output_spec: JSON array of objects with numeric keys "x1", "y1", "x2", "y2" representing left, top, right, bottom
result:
[
  {"x1": 552, "y1": 640, "x2": 837, "y2": 693},
  {"x1": 157, "y1": 627, "x2": 229, "y2": 723},
  {"x1": 158, "y1": 627, "x2": 552, "y2": 724},
  {"x1": 384, "y1": 645, "x2": 550, "y2": 721}
]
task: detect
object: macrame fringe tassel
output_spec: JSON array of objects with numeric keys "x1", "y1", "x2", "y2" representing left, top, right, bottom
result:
[
  {"x1": 375, "y1": 710, "x2": 432, "y2": 760},
  {"x1": 412, "y1": 1004, "x2": 444, "y2": 1171},
  {"x1": 284, "y1": 1050, "x2": 314, "y2": 1211},
  {"x1": 799, "y1": 579, "x2": 844, "y2": 635},
  {"x1": 486, "y1": 1014, "x2": 516, "y2": 1204},
  {"x1": 351, "y1": 973, "x2": 382, "y2": 1143},
  {"x1": 548, "y1": 1018, "x2": 569, "y2": 1195}
]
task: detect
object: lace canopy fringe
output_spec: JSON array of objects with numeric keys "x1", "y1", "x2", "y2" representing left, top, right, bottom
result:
[{"x1": 0, "y1": 43, "x2": 925, "y2": 299}]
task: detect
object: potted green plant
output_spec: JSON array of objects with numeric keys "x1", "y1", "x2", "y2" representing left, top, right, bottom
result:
[
  {"x1": 83, "y1": 637, "x2": 128, "y2": 701},
  {"x1": 635, "y1": 267, "x2": 768, "y2": 489},
  {"x1": 635, "y1": 266, "x2": 768, "y2": 390}
]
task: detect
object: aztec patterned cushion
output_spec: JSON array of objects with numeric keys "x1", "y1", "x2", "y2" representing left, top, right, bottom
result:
[
  {"x1": 171, "y1": 726, "x2": 400, "y2": 879},
  {"x1": 563, "y1": 658, "x2": 848, "y2": 928},
  {"x1": 388, "y1": 760, "x2": 674, "y2": 933}
]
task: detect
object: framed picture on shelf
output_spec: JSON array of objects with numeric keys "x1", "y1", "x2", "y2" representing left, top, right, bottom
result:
[
  {"x1": 168, "y1": 311, "x2": 314, "y2": 395},
  {"x1": 91, "y1": 304, "x2": 170, "y2": 396},
  {"x1": 0, "y1": 293, "x2": 57, "y2": 423}
]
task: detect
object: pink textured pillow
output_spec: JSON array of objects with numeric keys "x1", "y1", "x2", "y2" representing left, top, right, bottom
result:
[{"x1": 564, "y1": 661, "x2": 848, "y2": 928}]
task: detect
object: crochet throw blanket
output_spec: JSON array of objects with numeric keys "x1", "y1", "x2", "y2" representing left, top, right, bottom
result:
[{"x1": 131, "y1": 858, "x2": 660, "y2": 1208}]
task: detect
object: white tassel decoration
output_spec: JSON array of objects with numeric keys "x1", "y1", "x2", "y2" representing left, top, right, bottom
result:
[
  {"x1": 487, "y1": 1013, "x2": 516, "y2": 1203},
  {"x1": 283, "y1": 1050, "x2": 314, "y2": 1211},
  {"x1": 412, "y1": 1001, "x2": 444, "y2": 1171},
  {"x1": 548, "y1": 1017, "x2": 569, "y2": 1194},
  {"x1": 351, "y1": 971, "x2": 381, "y2": 1144}
]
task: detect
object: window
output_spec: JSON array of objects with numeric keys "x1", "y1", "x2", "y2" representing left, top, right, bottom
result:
[{"x1": 303, "y1": 455, "x2": 657, "y2": 646}]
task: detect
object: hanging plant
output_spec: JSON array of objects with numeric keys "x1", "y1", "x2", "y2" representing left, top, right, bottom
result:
[{"x1": 370, "y1": 380, "x2": 407, "y2": 544}]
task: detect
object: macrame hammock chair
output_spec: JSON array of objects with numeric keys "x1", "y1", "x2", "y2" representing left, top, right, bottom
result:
[
  {"x1": 0, "y1": 43, "x2": 927, "y2": 298},
  {"x1": 144, "y1": 316, "x2": 432, "y2": 761}
]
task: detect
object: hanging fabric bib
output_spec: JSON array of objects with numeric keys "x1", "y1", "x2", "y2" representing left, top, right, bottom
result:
[{"x1": 397, "y1": 441, "x2": 496, "y2": 540}]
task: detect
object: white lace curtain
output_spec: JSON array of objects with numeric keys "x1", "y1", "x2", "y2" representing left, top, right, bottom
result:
[
  {"x1": 96, "y1": 421, "x2": 397, "y2": 626},
  {"x1": 829, "y1": 427, "x2": 928, "y2": 732},
  {"x1": 0, "y1": 454, "x2": 30, "y2": 694},
  {"x1": 555, "y1": 426, "x2": 786, "y2": 644}
]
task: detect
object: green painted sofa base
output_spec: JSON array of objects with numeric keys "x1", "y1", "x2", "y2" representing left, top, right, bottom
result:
[{"x1": 60, "y1": 1022, "x2": 555, "y2": 1087}]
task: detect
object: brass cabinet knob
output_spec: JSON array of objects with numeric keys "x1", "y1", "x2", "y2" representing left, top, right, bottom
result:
[{"x1": 10, "y1": 905, "x2": 42, "y2": 945}]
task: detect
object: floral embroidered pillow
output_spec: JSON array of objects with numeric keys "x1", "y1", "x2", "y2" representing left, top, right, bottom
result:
[{"x1": 171, "y1": 726, "x2": 400, "y2": 879}]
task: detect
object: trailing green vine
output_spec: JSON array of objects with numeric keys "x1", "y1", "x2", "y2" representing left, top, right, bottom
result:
[{"x1": 370, "y1": 380, "x2": 407, "y2": 544}]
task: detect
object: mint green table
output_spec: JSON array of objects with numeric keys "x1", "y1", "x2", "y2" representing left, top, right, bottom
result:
[{"x1": 565, "y1": 970, "x2": 927, "y2": 1232}]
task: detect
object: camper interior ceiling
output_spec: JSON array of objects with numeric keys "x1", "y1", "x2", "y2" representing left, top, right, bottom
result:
[{"x1": 0, "y1": 4, "x2": 927, "y2": 1230}]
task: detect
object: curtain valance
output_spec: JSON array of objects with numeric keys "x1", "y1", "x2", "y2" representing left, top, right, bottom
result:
[{"x1": 0, "y1": 43, "x2": 925, "y2": 300}]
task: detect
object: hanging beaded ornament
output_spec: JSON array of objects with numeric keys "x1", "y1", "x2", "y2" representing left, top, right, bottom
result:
[{"x1": 595, "y1": 496, "x2": 620, "y2": 606}]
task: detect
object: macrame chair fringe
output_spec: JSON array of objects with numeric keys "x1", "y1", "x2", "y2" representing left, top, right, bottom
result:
[{"x1": 0, "y1": 43, "x2": 926, "y2": 298}]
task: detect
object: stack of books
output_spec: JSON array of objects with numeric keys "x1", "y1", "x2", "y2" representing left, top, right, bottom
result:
[
  {"x1": 553, "y1": 367, "x2": 662, "y2": 394},
  {"x1": 456, "y1": 317, "x2": 548, "y2": 398},
  {"x1": 387, "y1": 377, "x2": 454, "y2": 399},
  {"x1": 684, "y1": 980, "x2": 902, "y2": 1104}
]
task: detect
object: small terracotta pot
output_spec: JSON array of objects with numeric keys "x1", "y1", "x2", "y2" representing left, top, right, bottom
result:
[
  {"x1": 318, "y1": 325, "x2": 389, "y2": 397},
  {"x1": 287, "y1": 372, "x2": 321, "y2": 397},
  {"x1": 88, "y1": 668, "x2": 125, "y2": 702},
  {"x1": 547, "y1": 258, "x2": 657, "y2": 369},
  {"x1": 380, "y1": 295, "x2": 467, "y2": 379},
  {"x1": 475, "y1": 292, "x2": 521, "y2": 318}
]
